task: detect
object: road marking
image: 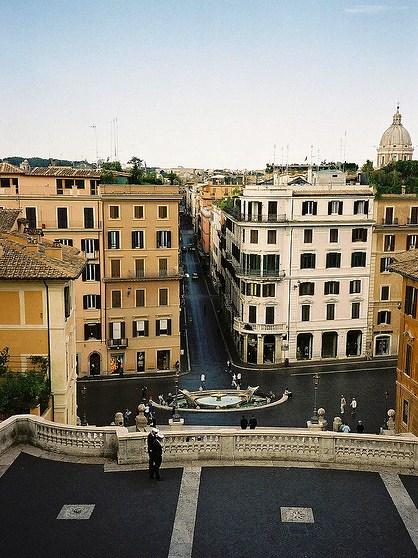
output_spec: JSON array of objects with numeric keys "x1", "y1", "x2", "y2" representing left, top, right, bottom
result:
[
  {"x1": 168, "y1": 467, "x2": 201, "y2": 558},
  {"x1": 291, "y1": 366, "x2": 396, "y2": 377},
  {"x1": 381, "y1": 473, "x2": 418, "y2": 553}
]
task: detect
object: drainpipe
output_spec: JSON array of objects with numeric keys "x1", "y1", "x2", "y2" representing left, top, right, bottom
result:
[
  {"x1": 286, "y1": 196, "x2": 294, "y2": 363},
  {"x1": 43, "y1": 279, "x2": 54, "y2": 420}
]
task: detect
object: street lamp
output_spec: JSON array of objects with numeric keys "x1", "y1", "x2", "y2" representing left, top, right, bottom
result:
[
  {"x1": 172, "y1": 361, "x2": 181, "y2": 422},
  {"x1": 383, "y1": 391, "x2": 389, "y2": 429},
  {"x1": 311, "y1": 373, "x2": 320, "y2": 423},
  {"x1": 81, "y1": 384, "x2": 87, "y2": 426}
]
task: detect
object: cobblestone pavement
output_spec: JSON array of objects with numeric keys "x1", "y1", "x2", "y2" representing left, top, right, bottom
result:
[{"x1": 1, "y1": 450, "x2": 417, "y2": 558}]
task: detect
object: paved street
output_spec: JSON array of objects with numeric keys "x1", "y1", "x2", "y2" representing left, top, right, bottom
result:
[
  {"x1": 1, "y1": 451, "x2": 418, "y2": 558},
  {"x1": 78, "y1": 225, "x2": 397, "y2": 434}
]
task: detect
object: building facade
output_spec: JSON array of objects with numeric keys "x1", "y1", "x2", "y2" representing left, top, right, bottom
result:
[
  {"x1": 0, "y1": 163, "x2": 181, "y2": 376},
  {"x1": 212, "y1": 169, "x2": 374, "y2": 364}
]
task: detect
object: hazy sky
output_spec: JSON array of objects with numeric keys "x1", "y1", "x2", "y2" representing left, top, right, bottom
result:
[{"x1": 1, "y1": 0, "x2": 417, "y2": 169}]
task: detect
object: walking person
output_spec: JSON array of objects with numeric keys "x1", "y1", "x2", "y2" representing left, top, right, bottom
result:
[
  {"x1": 226, "y1": 360, "x2": 231, "y2": 373},
  {"x1": 350, "y1": 397, "x2": 357, "y2": 417},
  {"x1": 124, "y1": 408, "x2": 132, "y2": 427},
  {"x1": 150, "y1": 432, "x2": 164, "y2": 480},
  {"x1": 231, "y1": 373, "x2": 237, "y2": 388},
  {"x1": 356, "y1": 420, "x2": 365, "y2": 433},
  {"x1": 249, "y1": 415, "x2": 257, "y2": 429},
  {"x1": 200, "y1": 372, "x2": 206, "y2": 390},
  {"x1": 240, "y1": 415, "x2": 248, "y2": 430},
  {"x1": 236, "y1": 372, "x2": 242, "y2": 388},
  {"x1": 147, "y1": 427, "x2": 158, "y2": 478},
  {"x1": 340, "y1": 395, "x2": 347, "y2": 415}
]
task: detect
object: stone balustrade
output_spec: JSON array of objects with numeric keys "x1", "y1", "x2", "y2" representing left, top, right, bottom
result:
[{"x1": 1, "y1": 416, "x2": 418, "y2": 471}]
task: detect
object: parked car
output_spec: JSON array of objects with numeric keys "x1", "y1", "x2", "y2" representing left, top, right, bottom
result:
[{"x1": 192, "y1": 272, "x2": 199, "y2": 280}]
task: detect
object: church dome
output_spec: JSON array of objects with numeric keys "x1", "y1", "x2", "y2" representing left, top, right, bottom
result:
[{"x1": 379, "y1": 107, "x2": 412, "y2": 148}]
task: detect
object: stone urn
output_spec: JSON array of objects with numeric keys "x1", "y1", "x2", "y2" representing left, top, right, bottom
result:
[
  {"x1": 386, "y1": 409, "x2": 396, "y2": 433},
  {"x1": 136, "y1": 404, "x2": 148, "y2": 432},
  {"x1": 333, "y1": 416, "x2": 342, "y2": 432},
  {"x1": 317, "y1": 408, "x2": 327, "y2": 430},
  {"x1": 114, "y1": 411, "x2": 124, "y2": 426}
]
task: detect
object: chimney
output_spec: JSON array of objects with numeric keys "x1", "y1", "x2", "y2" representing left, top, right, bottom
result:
[{"x1": 44, "y1": 246, "x2": 63, "y2": 260}]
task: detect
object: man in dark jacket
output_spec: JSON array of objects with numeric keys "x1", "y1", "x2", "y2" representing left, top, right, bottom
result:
[
  {"x1": 150, "y1": 433, "x2": 164, "y2": 480},
  {"x1": 240, "y1": 416, "x2": 248, "y2": 429},
  {"x1": 147, "y1": 427, "x2": 158, "y2": 478},
  {"x1": 249, "y1": 415, "x2": 257, "y2": 429}
]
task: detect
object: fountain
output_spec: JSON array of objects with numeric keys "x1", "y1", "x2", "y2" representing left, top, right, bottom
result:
[{"x1": 176, "y1": 386, "x2": 270, "y2": 410}]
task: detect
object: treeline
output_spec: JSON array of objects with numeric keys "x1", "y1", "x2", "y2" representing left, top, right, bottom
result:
[
  {"x1": 1, "y1": 156, "x2": 91, "y2": 168},
  {"x1": 362, "y1": 160, "x2": 418, "y2": 197}
]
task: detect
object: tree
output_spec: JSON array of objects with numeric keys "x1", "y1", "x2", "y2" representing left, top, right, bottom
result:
[
  {"x1": 166, "y1": 171, "x2": 181, "y2": 185},
  {"x1": 101, "y1": 160, "x2": 122, "y2": 172},
  {"x1": 128, "y1": 156, "x2": 144, "y2": 184},
  {"x1": 0, "y1": 371, "x2": 50, "y2": 414},
  {"x1": 0, "y1": 346, "x2": 9, "y2": 374},
  {"x1": 361, "y1": 160, "x2": 374, "y2": 174}
]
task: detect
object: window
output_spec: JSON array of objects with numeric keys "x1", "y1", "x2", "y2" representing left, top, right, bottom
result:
[
  {"x1": 265, "y1": 306, "x2": 275, "y2": 324},
  {"x1": 135, "y1": 259, "x2": 145, "y2": 278},
  {"x1": 262, "y1": 283, "x2": 275, "y2": 297},
  {"x1": 64, "y1": 179, "x2": 73, "y2": 189},
  {"x1": 328, "y1": 200, "x2": 343, "y2": 215},
  {"x1": 75, "y1": 179, "x2": 85, "y2": 189},
  {"x1": 55, "y1": 238, "x2": 74, "y2": 247},
  {"x1": 57, "y1": 207, "x2": 68, "y2": 229},
  {"x1": 156, "y1": 318, "x2": 172, "y2": 336},
  {"x1": 267, "y1": 230, "x2": 276, "y2": 244},
  {"x1": 158, "y1": 205, "x2": 168, "y2": 219},
  {"x1": 324, "y1": 281, "x2": 340, "y2": 295},
  {"x1": 111, "y1": 259, "x2": 121, "y2": 278},
  {"x1": 159, "y1": 258, "x2": 168, "y2": 277},
  {"x1": 132, "y1": 230, "x2": 145, "y2": 249},
  {"x1": 302, "y1": 201, "x2": 317, "y2": 215},
  {"x1": 156, "y1": 230, "x2": 171, "y2": 248},
  {"x1": 354, "y1": 200, "x2": 369, "y2": 215},
  {"x1": 64, "y1": 286, "x2": 71, "y2": 319},
  {"x1": 352, "y1": 228, "x2": 368, "y2": 243},
  {"x1": 263, "y1": 254, "x2": 280, "y2": 274},
  {"x1": 134, "y1": 205, "x2": 144, "y2": 219},
  {"x1": 299, "y1": 282, "x2": 314, "y2": 296},
  {"x1": 384, "y1": 235, "x2": 395, "y2": 252},
  {"x1": 25, "y1": 207, "x2": 37, "y2": 229},
  {"x1": 108, "y1": 231, "x2": 120, "y2": 249},
  {"x1": 133, "y1": 320, "x2": 149, "y2": 337},
  {"x1": 109, "y1": 206, "x2": 120, "y2": 219},
  {"x1": 326, "y1": 253, "x2": 341, "y2": 268},
  {"x1": 410, "y1": 207, "x2": 418, "y2": 225},
  {"x1": 84, "y1": 323, "x2": 101, "y2": 340},
  {"x1": 380, "y1": 256, "x2": 393, "y2": 272},
  {"x1": 84, "y1": 208, "x2": 94, "y2": 229},
  {"x1": 381, "y1": 286, "x2": 390, "y2": 301},
  {"x1": 242, "y1": 230, "x2": 245, "y2": 242},
  {"x1": 406, "y1": 235, "x2": 418, "y2": 250},
  {"x1": 405, "y1": 286, "x2": 418, "y2": 317},
  {"x1": 377, "y1": 310, "x2": 391, "y2": 324},
  {"x1": 0, "y1": 178, "x2": 11, "y2": 188},
  {"x1": 244, "y1": 283, "x2": 261, "y2": 297},
  {"x1": 405, "y1": 345, "x2": 412, "y2": 376},
  {"x1": 384, "y1": 207, "x2": 394, "y2": 224},
  {"x1": 248, "y1": 306, "x2": 257, "y2": 323},
  {"x1": 81, "y1": 238, "x2": 98, "y2": 254},
  {"x1": 90, "y1": 180, "x2": 98, "y2": 196},
  {"x1": 135, "y1": 289, "x2": 145, "y2": 307},
  {"x1": 402, "y1": 399, "x2": 409, "y2": 425},
  {"x1": 82, "y1": 263, "x2": 100, "y2": 281},
  {"x1": 326, "y1": 303, "x2": 335, "y2": 320},
  {"x1": 111, "y1": 290, "x2": 122, "y2": 308},
  {"x1": 301, "y1": 305, "x2": 310, "y2": 322},
  {"x1": 109, "y1": 321, "x2": 125, "y2": 340},
  {"x1": 304, "y1": 229, "x2": 313, "y2": 243},
  {"x1": 159, "y1": 288, "x2": 168, "y2": 306},
  {"x1": 351, "y1": 252, "x2": 366, "y2": 267},
  {"x1": 56, "y1": 179, "x2": 63, "y2": 195},
  {"x1": 300, "y1": 253, "x2": 316, "y2": 269},
  {"x1": 250, "y1": 230, "x2": 258, "y2": 244},
  {"x1": 351, "y1": 302, "x2": 360, "y2": 319},
  {"x1": 350, "y1": 280, "x2": 361, "y2": 294},
  {"x1": 329, "y1": 229, "x2": 339, "y2": 243},
  {"x1": 83, "y1": 294, "x2": 101, "y2": 309}
]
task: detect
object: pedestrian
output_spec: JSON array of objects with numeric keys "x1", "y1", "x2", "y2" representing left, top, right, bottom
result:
[
  {"x1": 231, "y1": 373, "x2": 237, "y2": 388},
  {"x1": 124, "y1": 408, "x2": 132, "y2": 427},
  {"x1": 226, "y1": 360, "x2": 231, "y2": 372},
  {"x1": 236, "y1": 372, "x2": 242, "y2": 387},
  {"x1": 284, "y1": 388, "x2": 293, "y2": 399},
  {"x1": 200, "y1": 372, "x2": 206, "y2": 389},
  {"x1": 141, "y1": 385, "x2": 148, "y2": 402},
  {"x1": 340, "y1": 395, "x2": 346, "y2": 415},
  {"x1": 147, "y1": 427, "x2": 158, "y2": 478},
  {"x1": 158, "y1": 394, "x2": 166, "y2": 406},
  {"x1": 356, "y1": 420, "x2": 365, "y2": 434},
  {"x1": 249, "y1": 415, "x2": 257, "y2": 429},
  {"x1": 350, "y1": 397, "x2": 357, "y2": 416},
  {"x1": 150, "y1": 432, "x2": 164, "y2": 480},
  {"x1": 240, "y1": 415, "x2": 248, "y2": 430},
  {"x1": 148, "y1": 398, "x2": 155, "y2": 415},
  {"x1": 340, "y1": 422, "x2": 351, "y2": 433}
]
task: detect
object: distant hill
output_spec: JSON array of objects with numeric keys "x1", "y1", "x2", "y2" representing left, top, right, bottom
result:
[{"x1": 1, "y1": 156, "x2": 94, "y2": 169}]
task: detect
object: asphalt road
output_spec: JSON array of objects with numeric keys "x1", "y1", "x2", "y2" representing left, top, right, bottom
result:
[{"x1": 78, "y1": 226, "x2": 397, "y2": 433}]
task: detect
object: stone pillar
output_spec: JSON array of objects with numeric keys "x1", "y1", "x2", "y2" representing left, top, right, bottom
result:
[
  {"x1": 242, "y1": 334, "x2": 248, "y2": 363},
  {"x1": 257, "y1": 335, "x2": 264, "y2": 365},
  {"x1": 274, "y1": 335, "x2": 282, "y2": 364}
]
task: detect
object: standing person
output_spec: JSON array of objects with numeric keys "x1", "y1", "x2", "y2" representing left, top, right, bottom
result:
[
  {"x1": 350, "y1": 397, "x2": 357, "y2": 416},
  {"x1": 231, "y1": 373, "x2": 237, "y2": 388},
  {"x1": 356, "y1": 420, "x2": 365, "y2": 433},
  {"x1": 340, "y1": 422, "x2": 351, "y2": 433},
  {"x1": 200, "y1": 372, "x2": 206, "y2": 389},
  {"x1": 249, "y1": 415, "x2": 257, "y2": 429},
  {"x1": 147, "y1": 427, "x2": 158, "y2": 478},
  {"x1": 236, "y1": 372, "x2": 242, "y2": 388},
  {"x1": 240, "y1": 415, "x2": 248, "y2": 430},
  {"x1": 124, "y1": 408, "x2": 132, "y2": 427},
  {"x1": 226, "y1": 360, "x2": 231, "y2": 373},
  {"x1": 141, "y1": 385, "x2": 148, "y2": 402},
  {"x1": 150, "y1": 432, "x2": 164, "y2": 480},
  {"x1": 340, "y1": 395, "x2": 347, "y2": 415}
]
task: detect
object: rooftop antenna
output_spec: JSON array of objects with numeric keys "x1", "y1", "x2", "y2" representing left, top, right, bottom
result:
[
  {"x1": 286, "y1": 144, "x2": 289, "y2": 172},
  {"x1": 343, "y1": 130, "x2": 347, "y2": 171},
  {"x1": 90, "y1": 124, "x2": 98, "y2": 163},
  {"x1": 281, "y1": 146, "x2": 284, "y2": 171},
  {"x1": 273, "y1": 144, "x2": 276, "y2": 169},
  {"x1": 310, "y1": 144, "x2": 314, "y2": 167}
]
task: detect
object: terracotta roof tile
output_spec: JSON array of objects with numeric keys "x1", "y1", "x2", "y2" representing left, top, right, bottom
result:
[
  {"x1": 0, "y1": 162, "x2": 23, "y2": 174},
  {"x1": 0, "y1": 233, "x2": 86, "y2": 280},
  {"x1": 0, "y1": 209, "x2": 21, "y2": 232},
  {"x1": 388, "y1": 250, "x2": 418, "y2": 281},
  {"x1": 30, "y1": 166, "x2": 100, "y2": 178}
]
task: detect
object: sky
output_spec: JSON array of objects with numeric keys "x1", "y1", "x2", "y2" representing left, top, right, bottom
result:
[{"x1": 1, "y1": 0, "x2": 417, "y2": 169}]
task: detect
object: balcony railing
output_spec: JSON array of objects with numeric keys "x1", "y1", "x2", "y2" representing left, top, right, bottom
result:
[
  {"x1": 233, "y1": 265, "x2": 286, "y2": 279},
  {"x1": 223, "y1": 207, "x2": 287, "y2": 223},
  {"x1": 381, "y1": 218, "x2": 399, "y2": 225},
  {"x1": 233, "y1": 317, "x2": 286, "y2": 333},
  {"x1": 106, "y1": 338, "x2": 128, "y2": 348},
  {"x1": 103, "y1": 269, "x2": 180, "y2": 282}
]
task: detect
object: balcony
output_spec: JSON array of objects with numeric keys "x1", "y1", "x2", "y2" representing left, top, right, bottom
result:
[
  {"x1": 381, "y1": 218, "x2": 399, "y2": 225},
  {"x1": 106, "y1": 338, "x2": 128, "y2": 349},
  {"x1": 233, "y1": 264, "x2": 286, "y2": 280},
  {"x1": 103, "y1": 269, "x2": 180, "y2": 282},
  {"x1": 233, "y1": 317, "x2": 286, "y2": 334},
  {"x1": 224, "y1": 207, "x2": 287, "y2": 223}
]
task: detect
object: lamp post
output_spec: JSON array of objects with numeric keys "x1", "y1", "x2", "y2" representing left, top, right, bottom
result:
[
  {"x1": 311, "y1": 373, "x2": 320, "y2": 423},
  {"x1": 383, "y1": 391, "x2": 389, "y2": 429},
  {"x1": 172, "y1": 361, "x2": 181, "y2": 422},
  {"x1": 81, "y1": 384, "x2": 87, "y2": 426}
]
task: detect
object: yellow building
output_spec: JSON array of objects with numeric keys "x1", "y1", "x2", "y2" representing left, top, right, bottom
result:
[
  {"x1": 369, "y1": 196, "x2": 418, "y2": 357},
  {"x1": 0, "y1": 209, "x2": 85, "y2": 424},
  {"x1": 0, "y1": 163, "x2": 182, "y2": 376},
  {"x1": 389, "y1": 251, "x2": 418, "y2": 435}
]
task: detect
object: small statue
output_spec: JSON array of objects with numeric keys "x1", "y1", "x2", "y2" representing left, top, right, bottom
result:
[
  {"x1": 135, "y1": 403, "x2": 148, "y2": 432},
  {"x1": 114, "y1": 411, "x2": 124, "y2": 426}
]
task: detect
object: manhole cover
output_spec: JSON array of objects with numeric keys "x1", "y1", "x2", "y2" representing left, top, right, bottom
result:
[{"x1": 57, "y1": 504, "x2": 95, "y2": 520}]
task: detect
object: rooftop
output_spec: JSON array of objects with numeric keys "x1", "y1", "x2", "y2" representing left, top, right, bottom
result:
[
  {"x1": 0, "y1": 233, "x2": 86, "y2": 280},
  {"x1": 0, "y1": 162, "x2": 23, "y2": 174},
  {"x1": 389, "y1": 249, "x2": 418, "y2": 281},
  {"x1": 0, "y1": 209, "x2": 21, "y2": 232},
  {"x1": 30, "y1": 166, "x2": 100, "y2": 178}
]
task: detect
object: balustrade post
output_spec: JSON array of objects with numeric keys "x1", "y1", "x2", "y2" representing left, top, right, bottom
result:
[
  {"x1": 220, "y1": 434, "x2": 234, "y2": 461},
  {"x1": 318, "y1": 435, "x2": 335, "y2": 463}
]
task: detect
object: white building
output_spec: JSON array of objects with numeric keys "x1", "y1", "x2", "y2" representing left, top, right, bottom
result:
[
  {"x1": 212, "y1": 169, "x2": 374, "y2": 364},
  {"x1": 376, "y1": 106, "x2": 414, "y2": 169}
]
